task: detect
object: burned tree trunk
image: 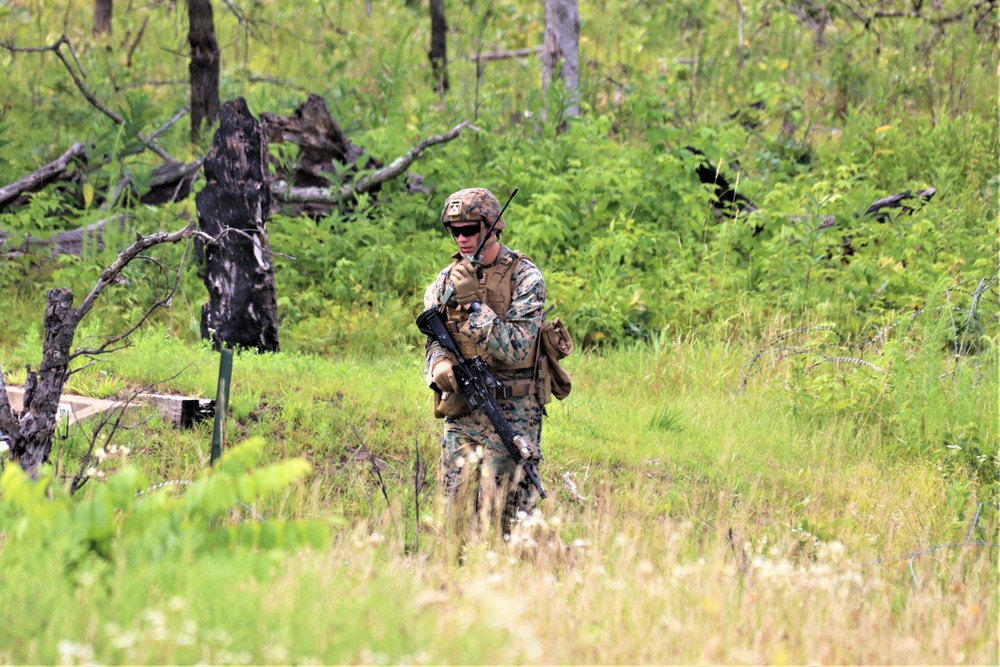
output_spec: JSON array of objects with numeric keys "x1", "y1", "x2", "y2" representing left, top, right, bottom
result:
[
  {"x1": 3, "y1": 289, "x2": 78, "y2": 475},
  {"x1": 93, "y1": 0, "x2": 113, "y2": 36},
  {"x1": 429, "y1": 0, "x2": 449, "y2": 92},
  {"x1": 187, "y1": 0, "x2": 220, "y2": 143},
  {"x1": 196, "y1": 98, "x2": 280, "y2": 353}
]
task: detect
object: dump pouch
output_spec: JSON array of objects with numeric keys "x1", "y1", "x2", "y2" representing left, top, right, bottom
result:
[{"x1": 538, "y1": 318, "x2": 573, "y2": 401}]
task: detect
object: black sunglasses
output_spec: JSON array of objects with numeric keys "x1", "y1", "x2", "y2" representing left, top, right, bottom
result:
[{"x1": 449, "y1": 223, "x2": 482, "y2": 238}]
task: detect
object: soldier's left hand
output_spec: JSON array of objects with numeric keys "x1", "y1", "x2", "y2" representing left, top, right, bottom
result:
[{"x1": 451, "y1": 260, "x2": 479, "y2": 306}]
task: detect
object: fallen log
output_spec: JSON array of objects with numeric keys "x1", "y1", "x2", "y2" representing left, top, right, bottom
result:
[
  {"x1": 0, "y1": 142, "x2": 87, "y2": 210},
  {"x1": 863, "y1": 188, "x2": 937, "y2": 222},
  {"x1": 0, "y1": 214, "x2": 130, "y2": 258}
]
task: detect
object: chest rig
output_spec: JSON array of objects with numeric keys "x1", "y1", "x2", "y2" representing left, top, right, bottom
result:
[{"x1": 444, "y1": 249, "x2": 536, "y2": 373}]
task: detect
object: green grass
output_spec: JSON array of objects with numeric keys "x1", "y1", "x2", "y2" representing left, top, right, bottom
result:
[{"x1": 0, "y1": 317, "x2": 997, "y2": 663}]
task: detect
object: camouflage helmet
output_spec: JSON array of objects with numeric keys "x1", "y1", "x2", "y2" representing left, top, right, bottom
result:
[{"x1": 440, "y1": 188, "x2": 505, "y2": 231}]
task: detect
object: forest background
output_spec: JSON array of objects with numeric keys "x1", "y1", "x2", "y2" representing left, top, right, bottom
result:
[{"x1": 0, "y1": 0, "x2": 997, "y2": 664}]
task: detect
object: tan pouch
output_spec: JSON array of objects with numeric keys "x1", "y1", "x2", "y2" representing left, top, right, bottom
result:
[{"x1": 433, "y1": 389, "x2": 470, "y2": 419}]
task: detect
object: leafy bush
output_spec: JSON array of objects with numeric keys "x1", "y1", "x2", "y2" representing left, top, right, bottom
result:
[{"x1": 0, "y1": 438, "x2": 330, "y2": 567}]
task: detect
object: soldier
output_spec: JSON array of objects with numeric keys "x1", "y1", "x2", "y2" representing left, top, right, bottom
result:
[{"x1": 423, "y1": 187, "x2": 546, "y2": 539}]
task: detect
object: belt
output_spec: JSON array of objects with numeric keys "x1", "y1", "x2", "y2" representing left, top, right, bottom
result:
[{"x1": 493, "y1": 378, "x2": 534, "y2": 399}]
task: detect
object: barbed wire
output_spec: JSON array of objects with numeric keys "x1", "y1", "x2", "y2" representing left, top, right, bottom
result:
[
  {"x1": 132, "y1": 479, "x2": 192, "y2": 497},
  {"x1": 131, "y1": 477, "x2": 264, "y2": 522},
  {"x1": 738, "y1": 265, "x2": 1000, "y2": 391},
  {"x1": 859, "y1": 503, "x2": 997, "y2": 586}
]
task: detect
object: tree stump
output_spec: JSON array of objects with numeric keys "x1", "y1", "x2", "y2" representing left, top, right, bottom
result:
[
  {"x1": 196, "y1": 98, "x2": 280, "y2": 353},
  {"x1": 5, "y1": 288, "x2": 78, "y2": 474}
]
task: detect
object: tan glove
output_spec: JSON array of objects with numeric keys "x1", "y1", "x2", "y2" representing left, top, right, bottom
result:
[
  {"x1": 451, "y1": 260, "x2": 480, "y2": 306},
  {"x1": 432, "y1": 358, "x2": 457, "y2": 392}
]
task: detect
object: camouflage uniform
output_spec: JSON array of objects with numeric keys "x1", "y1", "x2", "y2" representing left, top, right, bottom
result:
[{"x1": 423, "y1": 189, "x2": 546, "y2": 536}]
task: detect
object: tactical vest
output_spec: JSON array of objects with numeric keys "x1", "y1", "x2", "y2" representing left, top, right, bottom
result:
[{"x1": 444, "y1": 249, "x2": 537, "y2": 372}]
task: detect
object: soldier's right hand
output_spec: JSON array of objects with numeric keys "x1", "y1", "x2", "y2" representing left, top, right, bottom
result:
[
  {"x1": 451, "y1": 260, "x2": 480, "y2": 306},
  {"x1": 432, "y1": 358, "x2": 458, "y2": 392}
]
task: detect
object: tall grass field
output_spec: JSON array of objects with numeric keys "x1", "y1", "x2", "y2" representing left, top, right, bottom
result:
[{"x1": 0, "y1": 0, "x2": 996, "y2": 664}]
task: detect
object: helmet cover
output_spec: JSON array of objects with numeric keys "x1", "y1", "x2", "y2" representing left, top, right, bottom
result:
[{"x1": 440, "y1": 188, "x2": 505, "y2": 231}]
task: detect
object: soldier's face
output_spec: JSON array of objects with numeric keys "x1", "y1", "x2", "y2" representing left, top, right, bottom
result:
[{"x1": 451, "y1": 223, "x2": 483, "y2": 255}]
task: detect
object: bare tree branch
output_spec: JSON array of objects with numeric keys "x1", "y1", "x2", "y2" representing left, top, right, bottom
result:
[
  {"x1": 70, "y1": 245, "x2": 189, "y2": 361},
  {"x1": 149, "y1": 107, "x2": 191, "y2": 142},
  {"x1": 125, "y1": 16, "x2": 150, "y2": 69},
  {"x1": 0, "y1": 36, "x2": 176, "y2": 162},
  {"x1": 468, "y1": 46, "x2": 543, "y2": 62},
  {"x1": 830, "y1": 0, "x2": 995, "y2": 29},
  {"x1": 73, "y1": 219, "x2": 196, "y2": 321}
]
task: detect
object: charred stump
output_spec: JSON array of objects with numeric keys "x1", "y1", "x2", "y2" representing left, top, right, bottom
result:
[
  {"x1": 684, "y1": 146, "x2": 759, "y2": 219},
  {"x1": 260, "y1": 94, "x2": 382, "y2": 218},
  {"x1": 196, "y1": 98, "x2": 280, "y2": 353}
]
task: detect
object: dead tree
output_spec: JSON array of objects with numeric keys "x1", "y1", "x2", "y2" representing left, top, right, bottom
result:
[
  {"x1": 542, "y1": 0, "x2": 580, "y2": 126},
  {"x1": 0, "y1": 222, "x2": 195, "y2": 476},
  {"x1": 187, "y1": 0, "x2": 221, "y2": 143},
  {"x1": 93, "y1": 0, "x2": 113, "y2": 36},
  {"x1": 196, "y1": 98, "x2": 280, "y2": 353},
  {"x1": 429, "y1": 0, "x2": 449, "y2": 92}
]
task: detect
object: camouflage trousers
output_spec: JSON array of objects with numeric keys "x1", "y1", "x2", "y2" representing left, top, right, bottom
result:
[{"x1": 439, "y1": 393, "x2": 543, "y2": 538}]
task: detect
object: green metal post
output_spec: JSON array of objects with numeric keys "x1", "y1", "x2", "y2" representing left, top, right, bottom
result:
[{"x1": 211, "y1": 347, "x2": 234, "y2": 465}]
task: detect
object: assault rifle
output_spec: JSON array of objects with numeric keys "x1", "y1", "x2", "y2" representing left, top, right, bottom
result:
[{"x1": 416, "y1": 307, "x2": 547, "y2": 499}]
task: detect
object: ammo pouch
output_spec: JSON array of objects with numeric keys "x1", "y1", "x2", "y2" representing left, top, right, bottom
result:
[{"x1": 535, "y1": 318, "x2": 573, "y2": 404}]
